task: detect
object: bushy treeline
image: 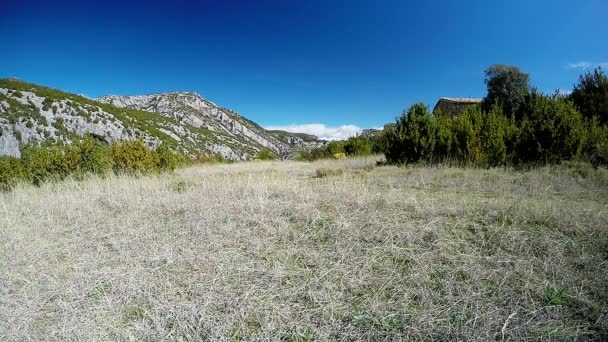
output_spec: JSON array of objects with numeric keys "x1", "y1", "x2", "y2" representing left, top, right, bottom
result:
[
  {"x1": 0, "y1": 136, "x2": 183, "y2": 191},
  {"x1": 384, "y1": 66, "x2": 608, "y2": 167},
  {"x1": 298, "y1": 136, "x2": 377, "y2": 161}
]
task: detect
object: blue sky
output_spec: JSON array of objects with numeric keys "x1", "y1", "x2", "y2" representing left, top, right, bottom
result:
[{"x1": 1, "y1": 0, "x2": 607, "y2": 139}]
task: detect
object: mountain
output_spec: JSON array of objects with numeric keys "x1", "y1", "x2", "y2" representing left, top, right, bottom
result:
[
  {"x1": 0, "y1": 79, "x2": 322, "y2": 159},
  {"x1": 267, "y1": 130, "x2": 322, "y2": 145}
]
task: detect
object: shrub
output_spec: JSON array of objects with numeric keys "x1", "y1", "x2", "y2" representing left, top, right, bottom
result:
[
  {"x1": 385, "y1": 103, "x2": 436, "y2": 164},
  {"x1": 155, "y1": 143, "x2": 180, "y2": 171},
  {"x1": 14, "y1": 129, "x2": 22, "y2": 142},
  {"x1": 111, "y1": 140, "x2": 160, "y2": 175},
  {"x1": 344, "y1": 137, "x2": 372, "y2": 156},
  {"x1": 66, "y1": 135, "x2": 112, "y2": 176},
  {"x1": 0, "y1": 156, "x2": 25, "y2": 191},
  {"x1": 20, "y1": 143, "x2": 70, "y2": 185},
  {"x1": 371, "y1": 131, "x2": 388, "y2": 154},
  {"x1": 571, "y1": 67, "x2": 608, "y2": 125},
  {"x1": 481, "y1": 106, "x2": 518, "y2": 166},
  {"x1": 452, "y1": 105, "x2": 484, "y2": 164},
  {"x1": 515, "y1": 92, "x2": 587, "y2": 163},
  {"x1": 327, "y1": 141, "x2": 345, "y2": 156},
  {"x1": 587, "y1": 118, "x2": 608, "y2": 166},
  {"x1": 256, "y1": 148, "x2": 277, "y2": 160},
  {"x1": 432, "y1": 115, "x2": 455, "y2": 162}
]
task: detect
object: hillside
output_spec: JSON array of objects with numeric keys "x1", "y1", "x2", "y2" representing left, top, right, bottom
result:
[{"x1": 0, "y1": 79, "x2": 321, "y2": 160}]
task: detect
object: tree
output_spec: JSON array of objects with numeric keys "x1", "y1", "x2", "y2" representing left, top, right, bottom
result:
[
  {"x1": 385, "y1": 103, "x2": 436, "y2": 164},
  {"x1": 344, "y1": 137, "x2": 372, "y2": 156},
  {"x1": 481, "y1": 106, "x2": 517, "y2": 166},
  {"x1": 483, "y1": 64, "x2": 530, "y2": 117},
  {"x1": 570, "y1": 67, "x2": 608, "y2": 125},
  {"x1": 515, "y1": 92, "x2": 587, "y2": 163},
  {"x1": 452, "y1": 106, "x2": 484, "y2": 164}
]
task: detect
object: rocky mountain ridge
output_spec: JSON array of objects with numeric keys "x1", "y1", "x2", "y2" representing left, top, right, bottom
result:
[{"x1": 0, "y1": 79, "x2": 324, "y2": 159}]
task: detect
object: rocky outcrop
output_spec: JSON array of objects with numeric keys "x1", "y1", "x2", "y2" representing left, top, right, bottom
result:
[
  {"x1": 96, "y1": 92, "x2": 292, "y2": 156},
  {"x1": 0, "y1": 79, "x2": 323, "y2": 160}
]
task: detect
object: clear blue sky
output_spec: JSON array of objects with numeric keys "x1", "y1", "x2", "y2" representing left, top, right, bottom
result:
[{"x1": 1, "y1": 0, "x2": 607, "y2": 134}]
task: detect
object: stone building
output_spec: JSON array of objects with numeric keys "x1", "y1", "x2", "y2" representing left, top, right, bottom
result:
[{"x1": 432, "y1": 97, "x2": 482, "y2": 117}]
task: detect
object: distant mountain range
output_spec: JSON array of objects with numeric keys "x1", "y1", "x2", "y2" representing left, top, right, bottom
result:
[{"x1": 0, "y1": 79, "x2": 325, "y2": 159}]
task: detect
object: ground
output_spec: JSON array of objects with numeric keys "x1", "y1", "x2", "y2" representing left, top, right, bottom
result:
[{"x1": 1, "y1": 158, "x2": 607, "y2": 341}]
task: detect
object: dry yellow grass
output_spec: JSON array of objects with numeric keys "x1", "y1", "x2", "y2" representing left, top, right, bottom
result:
[{"x1": 1, "y1": 158, "x2": 607, "y2": 341}]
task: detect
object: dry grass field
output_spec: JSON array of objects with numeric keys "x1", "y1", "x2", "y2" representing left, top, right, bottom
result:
[{"x1": 1, "y1": 157, "x2": 607, "y2": 341}]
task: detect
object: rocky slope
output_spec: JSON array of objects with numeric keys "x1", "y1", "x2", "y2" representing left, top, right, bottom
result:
[
  {"x1": 0, "y1": 79, "x2": 322, "y2": 159},
  {"x1": 96, "y1": 92, "x2": 294, "y2": 158}
]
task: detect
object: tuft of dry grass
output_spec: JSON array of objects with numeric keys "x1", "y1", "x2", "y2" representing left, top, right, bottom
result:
[{"x1": 1, "y1": 158, "x2": 607, "y2": 341}]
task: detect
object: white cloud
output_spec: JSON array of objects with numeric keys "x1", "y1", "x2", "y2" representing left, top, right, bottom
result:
[
  {"x1": 567, "y1": 61, "x2": 592, "y2": 70},
  {"x1": 567, "y1": 61, "x2": 608, "y2": 70},
  {"x1": 265, "y1": 123, "x2": 363, "y2": 141}
]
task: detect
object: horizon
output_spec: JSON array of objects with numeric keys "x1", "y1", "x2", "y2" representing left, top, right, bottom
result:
[{"x1": 2, "y1": 0, "x2": 607, "y2": 139}]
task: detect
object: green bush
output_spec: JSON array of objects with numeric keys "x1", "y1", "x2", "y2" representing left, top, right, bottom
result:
[
  {"x1": 515, "y1": 92, "x2": 587, "y2": 164},
  {"x1": 587, "y1": 118, "x2": 608, "y2": 166},
  {"x1": 298, "y1": 141, "x2": 346, "y2": 161},
  {"x1": 451, "y1": 106, "x2": 484, "y2": 164},
  {"x1": 344, "y1": 137, "x2": 372, "y2": 156},
  {"x1": 66, "y1": 135, "x2": 112, "y2": 176},
  {"x1": 571, "y1": 67, "x2": 608, "y2": 125},
  {"x1": 256, "y1": 148, "x2": 278, "y2": 160},
  {"x1": 155, "y1": 143, "x2": 181, "y2": 171},
  {"x1": 20, "y1": 143, "x2": 71, "y2": 185},
  {"x1": 111, "y1": 140, "x2": 160, "y2": 175},
  {"x1": 481, "y1": 106, "x2": 518, "y2": 166},
  {"x1": 370, "y1": 131, "x2": 388, "y2": 154},
  {"x1": 0, "y1": 156, "x2": 25, "y2": 191},
  {"x1": 385, "y1": 103, "x2": 436, "y2": 164},
  {"x1": 327, "y1": 141, "x2": 345, "y2": 156}
]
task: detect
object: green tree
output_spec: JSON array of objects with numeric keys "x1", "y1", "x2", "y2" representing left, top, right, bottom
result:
[
  {"x1": 515, "y1": 92, "x2": 587, "y2": 163},
  {"x1": 570, "y1": 67, "x2": 608, "y2": 125},
  {"x1": 481, "y1": 106, "x2": 517, "y2": 166},
  {"x1": 385, "y1": 103, "x2": 436, "y2": 164},
  {"x1": 370, "y1": 131, "x2": 388, "y2": 154},
  {"x1": 587, "y1": 117, "x2": 608, "y2": 166},
  {"x1": 452, "y1": 106, "x2": 484, "y2": 164},
  {"x1": 344, "y1": 137, "x2": 372, "y2": 156},
  {"x1": 483, "y1": 64, "x2": 530, "y2": 117},
  {"x1": 433, "y1": 115, "x2": 455, "y2": 162}
]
